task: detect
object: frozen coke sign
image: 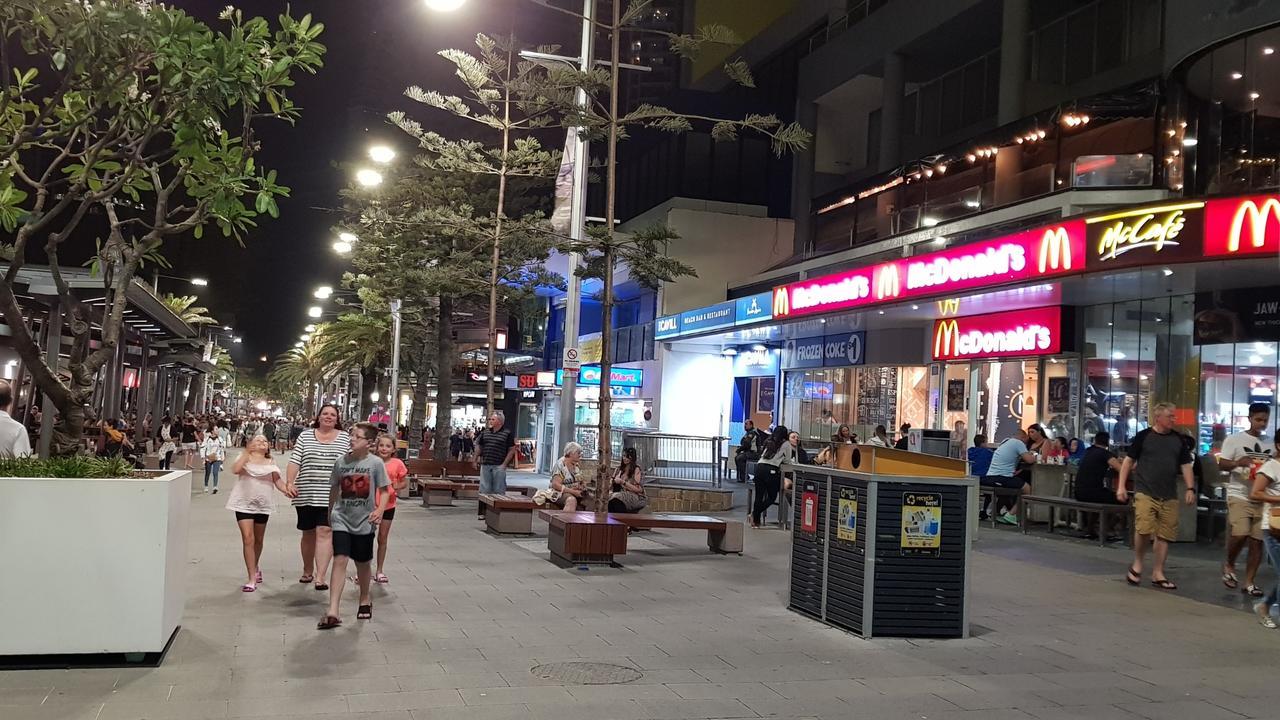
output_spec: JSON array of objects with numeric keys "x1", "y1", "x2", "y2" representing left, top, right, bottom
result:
[{"x1": 932, "y1": 306, "x2": 1063, "y2": 361}]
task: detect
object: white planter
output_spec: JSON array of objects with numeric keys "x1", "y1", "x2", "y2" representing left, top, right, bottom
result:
[{"x1": 0, "y1": 470, "x2": 190, "y2": 659}]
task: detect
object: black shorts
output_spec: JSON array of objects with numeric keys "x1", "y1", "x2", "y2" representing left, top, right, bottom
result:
[
  {"x1": 331, "y1": 530, "x2": 375, "y2": 563},
  {"x1": 235, "y1": 512, "x2": 269, "y2": 525},
  {"x1": 382, "y1": 508, "x2": 396, "y2": 522},
  {"x1": 980, "y1": 475, "x2": 1027, "y2": 490},
  {"x1": 295, "y1": 505, "x2": 331, "y2": 531}
]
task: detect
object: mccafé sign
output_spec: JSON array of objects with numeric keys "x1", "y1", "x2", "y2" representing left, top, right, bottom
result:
[
  {"x1": 769, "y1": 194, "x2": 1280, "y2": 324},
  {"x1": 932, "y1": 306, "x2": 1064, "y2": 361},
  {"x1": 772, "y1": 221, "x2": 1085, "y2": 318}
]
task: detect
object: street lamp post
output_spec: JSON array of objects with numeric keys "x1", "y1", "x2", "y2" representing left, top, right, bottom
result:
[
  {"x1": 387, "y1": 298, "x2": 403, "y2": 434},
  {"x1": 152, "y1": 274, "x2": 208, "y2": 292}
]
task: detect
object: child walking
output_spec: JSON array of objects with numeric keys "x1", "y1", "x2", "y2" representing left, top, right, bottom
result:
[
  {"x1": 374, "y1": 434, "x2": 408, "y2": 584},
  {"x1": 226, "y1": 435, "x2": 295, "y2": 592},
  {"x1": 318, "y1": 422, "x2": 389, "y2": 629}
]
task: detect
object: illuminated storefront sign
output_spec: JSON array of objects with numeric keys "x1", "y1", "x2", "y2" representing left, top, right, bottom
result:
[
  {"x1": 735, "y1": 292, "x2": 773, "y2": 326},
  {"x1": 555, "y1": 366, "x2": 644, "y2": 388},
  {"x1": 1086, "y1": 201, "x2": 1205, "y2": 267},
  {"x1": 772, "y1": 221, "x2": 1085, "y2": 319},
  {"x1": 1205, "y1": 195, "x2": 1280, "y2": 257},
  {"x1": 732, "y1": 348, "x2": 778, "y2": 377},
  {"x1": 782, "y1": 336, "x2": 825, "y2": 369},
  {"x1": 656, "y1": 295, "x2": 771, "y2": 340},
  {"x1": 932, "y1": 307, "x2": 1064, "y2": 361}
]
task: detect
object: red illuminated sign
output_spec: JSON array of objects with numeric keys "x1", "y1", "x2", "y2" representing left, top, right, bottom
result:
[
  {"x1": 773, "y1": 221, "x2": 1085, "y2": 318},
  {"x1": 517, "y1": 373, "x2": 539, "y2": 389},
  {"x1": 1204, "y1": 195, "x2": 1280, "y2": 257},
  {"x1": 932, "y1": 306, "x2": 1063, "y2": 361}
]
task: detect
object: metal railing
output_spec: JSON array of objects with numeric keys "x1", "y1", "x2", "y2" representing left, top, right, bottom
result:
[{"x1": 620, "y1": 430, "x2": 726, "y2": 487}]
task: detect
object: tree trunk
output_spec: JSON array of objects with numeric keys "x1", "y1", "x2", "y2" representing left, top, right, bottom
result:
[
  {"x1": 485, "y1": 38, "x2": 516, "y2": 417},
  {"x1": 433, "y1": 296, "x2": 455, "y2": 462},
  {"x1": 359, "y1": 366, "x2": 380, "y2": 420}
]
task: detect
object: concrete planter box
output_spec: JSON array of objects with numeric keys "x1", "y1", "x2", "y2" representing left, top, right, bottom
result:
[{"x1": 0, "y1": 470, "x2": 190, "y2": 664}]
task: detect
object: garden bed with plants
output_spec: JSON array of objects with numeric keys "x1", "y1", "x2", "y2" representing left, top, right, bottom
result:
[{"x1": 0, "y1": 455, "x2": 143, "y2": 479}]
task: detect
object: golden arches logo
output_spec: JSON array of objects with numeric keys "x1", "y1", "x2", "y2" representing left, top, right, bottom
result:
[
  {"x1": 875, "y1": 264, "x2": 901, "y2": 300},
  {"x1": 772, "y1": 287, "x2": 790, "y2": 317},
  {"x1": 1228, "y1": 197, "x2": 1280, "y2": 252},
  {"x1": 1037, "y1": 227, "x2": 1073, "y2": 273},
  {"x1": 936, "y1": 298, "x2": 960, "y2": 316},
  {"x1": 933, "y1": 319, "x2": 961, "y2": 358}
]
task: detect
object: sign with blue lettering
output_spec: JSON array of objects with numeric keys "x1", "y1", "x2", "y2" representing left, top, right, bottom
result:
[
  {"x1": 735, "y1": 292, "x2": 773, "y2": 326},
  {"x1": 556, "y1": 365, "x2": 644, "y2": 388},
  {"x1": 654, "y1": 314, "x2": 680, "y2": 339},
  {"x1": 782, "y1": 336, "x2": 825, "y2": 369},
  {"x1": 732, "y1": 348, "x2": 778, "y2": 377},
  {"x1": 823, "y1": 331, "x2": 866, "y2": 367},
  {"x1": 678, "y1": 300, "x2": 736, "y2": 335}
]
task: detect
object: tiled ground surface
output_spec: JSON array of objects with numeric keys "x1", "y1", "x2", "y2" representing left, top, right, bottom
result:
[{"x1": 3, "y1": 452, "x2": 1277, "y2": 720}]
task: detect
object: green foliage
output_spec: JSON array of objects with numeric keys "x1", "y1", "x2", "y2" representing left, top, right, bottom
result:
[
  {"x1": 0, "y1": 454, "x2": 138, "y2": 478},
  {"x1": 159, "y1": 294, "x2": 216, "y2": 326},
  {"x1": 572, "y1": 223, "x2": 697, "y2": 294}
]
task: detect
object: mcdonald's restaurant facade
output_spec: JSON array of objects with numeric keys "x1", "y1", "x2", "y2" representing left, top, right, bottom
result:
[{"x1": 654, "y1": 193, "x2": 1280, "y2": 456}]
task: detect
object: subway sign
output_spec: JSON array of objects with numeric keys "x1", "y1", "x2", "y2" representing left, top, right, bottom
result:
[
  {"x1": 932, "y1": 306, "x2": 1064, "y2": 361},
  {"x1": 771, "y1": 221, "x2": 1086, "y2": 319},
  {"x1": 771, "y1": 194, "x2": 1280, "y2": 321}
]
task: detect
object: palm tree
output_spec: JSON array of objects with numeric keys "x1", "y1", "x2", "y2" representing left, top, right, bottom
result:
[
  {"x1": 160, "y1": 294, "x2": 217, "y2": 327},
  {"x1": 268, "y1": 331, "x2": 345, "y2": 414}
]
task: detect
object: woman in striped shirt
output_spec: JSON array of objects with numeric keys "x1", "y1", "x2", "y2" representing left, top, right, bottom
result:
[{"x1": 286, "y1": 404, "x2": 350, "y2": 591}]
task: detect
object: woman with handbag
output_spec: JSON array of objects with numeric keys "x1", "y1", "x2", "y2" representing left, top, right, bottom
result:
[
  {"x1": 1248, "y1": 433, "x2": 1280, "y2": 629},
  {"x1": 608, "y1": 447, "x2": 647, "y2": 513},
  {"x1": 201, "y1": 420, "x2": 227, "y2": 494}
]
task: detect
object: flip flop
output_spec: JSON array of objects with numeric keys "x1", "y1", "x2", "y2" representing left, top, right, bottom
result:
[
  {"x1": 298, "y1": 574, "x2": 314, "y2": 584},
  {"x1": 1223, "y1": 571, "x2": 1239, "y2": 589},
  {"x1": 1151, "y1": 578, "x2": 1178, "y2": 590},
  {"x1": 315, "y1": 583, "x2": 329, "y2": 591},
  {"x1": 357, "y1": 604, "x2": 373, "y2": 620},
  {"x1": 317, "y1": 615, "x2": 342, "y2": 630},
  {"x1": 242, "y1": 584, "x2": 256, "y2": 593},
  {"x1": 374, "y1": 573, "x2": 389, "y2": 584},
  {"x1": 1244, "y1": 585, "x2": 1265, "y2": 597},
  {"x1": 255, "y1": 570, "x2": 263, "y2": 585},
  {"x1": 1125, "y1": 566, "x2": 1141, "y2": 586}
]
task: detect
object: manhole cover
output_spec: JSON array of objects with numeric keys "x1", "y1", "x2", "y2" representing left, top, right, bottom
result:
[{"x1": 529, "y1": 661, "x2": 642, "y2": 685}]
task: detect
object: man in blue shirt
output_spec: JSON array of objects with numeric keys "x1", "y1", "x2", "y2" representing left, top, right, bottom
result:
[{"x1": 981, "y1": 425, "x2": 1045, "y2": 525}]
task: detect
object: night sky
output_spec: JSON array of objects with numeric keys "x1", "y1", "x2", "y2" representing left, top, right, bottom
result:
[{"x1": 167, "y1": 0, "x2": 574, "y2": 374}]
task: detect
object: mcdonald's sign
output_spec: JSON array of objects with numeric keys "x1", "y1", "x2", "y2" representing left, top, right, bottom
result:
[
  {"x1": 937, "y1": 298, "x2": 961, "y2": 316},
  {"x1": 874, "y1": 263, "x2": 901, "y2": 300},
  {"x1": 772, "y1": 286, "x2": 791, "y2": 317},
  {"x1": 1037, "y1": 226, "x2": 1074, "y2": 273},
  {"x1": 1205, "y1": 195, "x2": 1280, "y2": 257},
  {"x1": 932, "y1": 307, "x2": 1063, "y2": 361}
]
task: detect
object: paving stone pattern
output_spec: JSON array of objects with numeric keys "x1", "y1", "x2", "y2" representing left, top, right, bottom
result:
[{"x1": 3, "y1": 451, "x2": 1277, "y2": 720}]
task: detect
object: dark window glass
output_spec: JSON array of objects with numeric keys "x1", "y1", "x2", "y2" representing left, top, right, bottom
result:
[
  {"x1": 940, "y1": 70, "x2": 964, "y2": 134},
  {"x1": 962, "y1": 61, "x2": 986, "y2": 127},
  {"x1": 1095, "y1": 0, "x2": 1125, "y2": 71},
  {"x1": 1035, "y1": 19, "x2": 1065, "y2": 85},
  {"x1": 1064, "y1": 7, "x2": 1096, "y2": 84}
]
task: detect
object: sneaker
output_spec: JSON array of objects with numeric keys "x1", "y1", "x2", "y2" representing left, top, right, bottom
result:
[
  {"x1": 1255, "y1": 602, "x2": 1277, "y2": 629},
  {"x1": 202, "y1": 488, "x2": 209, "y2": 494},
  {"x1": 212, "y1": 488, "x2": 218, "y2": 495},
  {"x1": 996, "y1": 512, "x2": 1019, "y2": 526}
]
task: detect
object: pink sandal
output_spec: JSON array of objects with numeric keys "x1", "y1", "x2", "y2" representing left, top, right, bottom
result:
[
  {"x1": 255, "y1": 570, "x2": 263, "y2": 585},
  {"x1": 241, "y1": 583, "x2": 256, "y2": 593}
]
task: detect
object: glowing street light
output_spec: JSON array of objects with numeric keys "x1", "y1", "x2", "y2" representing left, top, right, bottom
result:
[
  {"x1": 190, "y1": 277, "x2": 208, "y2": 286},
  {"x1": 304, "y1": 324, "x2": 316, "y2": 332},
  {"x1": 424, "y1": 0, "x2": 466, "y2": 10},
  {"x1": 259, "y1": 355, "x2": 268, "y2": 362},
  {"x1": 307, "y1": 306, "x2": 323, "y2": 318},
  {"x1": 232, "y1": 337, "x2": 242, "y2": 343},
  {"x1": 355, "y1": 168, "x2": 383, "y2": 188},
  {"x1": 314, "y1": 285, "x2": 333, "y2": 299},
  {"x1": 332, "y1": 240, "x2": 352, "y2": 254},
  {"x1": 370, "y1": 390, "x2": 381, "y2": 402},
  {"x1": 369, "y1": 145, "x2": 396, "y2": 164},
  {"x1": 338, "y1": 231, "x2": 357, "y2": 243}
]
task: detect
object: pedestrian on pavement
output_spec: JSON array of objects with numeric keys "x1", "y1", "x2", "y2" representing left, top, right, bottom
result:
[
  {"x1": 1219, "y1": 402, "x2": 1272, "y2": 596},
  {"x1": 156, "y1": 415, "x2": 176, "y2": 470},
  {"x1": 449, "y1": 428, "x2": 463, "y2": 460},
  {"x1": 318, "y1": 422, "x2": 389, "y2": 629},
  {"x1": 474, "y1": 411, "x2": 516, "y2": 517},
  {"x1": 0, "y1": 380, "x2": 32, "y2": 458},
  {"x1": 262, "y1": 418, "x2": 277, "y2": 452},
  {"x1": 751, "y1": 426, "x2": 795, "y2": 528},
  {"x1": 179, "y1": 413, "x2": 200, "y2": 469},
  {"x1": 1248, "y1": 433, "x2": 1280, "y2": 628},
  {"x1": 462, "y1": 428, "x2": 475, "y2": 460},
  {"x1": 608, "y1": 447, "x2": 647, "y2": 513},
  {"x1": 226, "y1": 434, "x2": 294, "y2": 592},
  {"x1": 286, "y1": 404, "x2": 351, "y2": 592},
  {"x1": 735, "y1": 419, "x2": 768, "y2": 483},
  {"x1": 1118, "y1": 402, "x2": 1196, "y2": 590},
  {"x1": 373, "y1": 433, "x2": 407, "y2": 584},
  {"x1": 201, "y1": 420, "x2": 227, "y2": 494}
]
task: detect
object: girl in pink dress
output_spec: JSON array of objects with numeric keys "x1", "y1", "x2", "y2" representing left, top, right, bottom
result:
[{"x1": 227, "y1": 435, "x2": 295, "y2": 592}]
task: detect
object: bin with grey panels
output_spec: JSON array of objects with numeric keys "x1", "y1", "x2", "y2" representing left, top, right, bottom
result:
[{"x1": 788, "y1": 465, "x2": 977, "y2": 638}]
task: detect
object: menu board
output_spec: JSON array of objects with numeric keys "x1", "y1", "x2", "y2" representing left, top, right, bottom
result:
[{"x1": 855, "y1": 367, "x2": 899, "y2": 428}]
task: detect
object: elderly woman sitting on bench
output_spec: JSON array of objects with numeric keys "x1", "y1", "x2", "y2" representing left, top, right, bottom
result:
[{"x1": 548, "y1": 442, "x2": 589, "y2": 511}]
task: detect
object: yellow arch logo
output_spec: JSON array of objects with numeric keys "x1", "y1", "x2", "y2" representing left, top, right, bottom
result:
[
  {"x1": 934, "y1": 319, "x2": 961, "y2": 358},
  {"x1": 772, "y1": 286, "x2": 790, "y2": 317},
  {"x1": 936, "y1": 298, "x2": 960, "y2": 316},
  {"x1": 875, "y1": 264, "x2": 901, "y2": 300},
  {"x1": 1038, "y1": 226, "x2": 1073, "y2": 273},
  {"x1": 1228, "y1": 197, "x2": 1280, "y2": 252}
]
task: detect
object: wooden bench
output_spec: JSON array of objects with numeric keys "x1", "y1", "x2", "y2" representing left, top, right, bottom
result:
[
  {"x1": 454, "y1": 482, "x2": 480, "y2": 500},
  {"x1": 538, "y1": 510, "x2": 628, "y2": 564},
  {"x1": 506, "y1": 485, "x2": 536, "y2": 498},
  {"x1": 444, "y1": 461, "x2": 480, "y2": 481},
  {"x1": 978, "y1": 486, "x2": 1025, "y2": 527},
  {"x1": 609, "y1": 513, "x2": 743, "y2": 554},
  {"x1": 479, "y1": 494, "x2": 538, "y2": 535},
  {"x1": 420, "y1": 480, "x2": 460, "y2": 507},
  {"x1": 405, "y1": 459, "x2": 446, "y2": 497},
  {"x1": 1020, "y1": 494, "x2": 1133, "y2": 547}
]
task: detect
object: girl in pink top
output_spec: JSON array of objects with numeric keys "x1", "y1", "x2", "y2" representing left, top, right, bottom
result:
[
  {"x1": 374, "y1": 434, "x2": 408, "y2": 584},
  {"x1": 226, "y1": 435, "x2": 295, "y2": 592}
]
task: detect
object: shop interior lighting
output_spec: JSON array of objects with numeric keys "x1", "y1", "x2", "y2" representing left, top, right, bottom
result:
[
  {"x1": 911, "y1": 305, "x2": 919, "y2": 310},
  {"x1": 750, "y1": 343, "x2": 768, "y2": 352},
  {"x1": 1249, "y1": 354, "x2": 1264, "y2": 365},
  {"x1": 1140, "y1": 374, "x2": 1149, "y2": 381},
  {"x1": 1231, "y1": 71, "x2": 1244, "y2": 79},
  {"x1": 1161, "y1": 267, "x2": 1174, "y2": 276},
  {"x1": 721, "y1": 347, "x2": 738, "y2": 356},
  {"x1": 1182, "y1": 137, "x2": 1198, "y2": 147},
  {"x1": 921, "y1": 216, "x2": 940, "y2": 227},
  {"x1": 1265, "y1": 47, "x2": 1275, "y2": 55},
  {"x1": 1112, "y1": 351, "x2": 1127, "y2": 360},
  {"x1": 877, "y1": 310, "x2": 885, "y2": 315},
  {"x1": 1250, "y1": 91, "x2": 1262, "y2": 100}
]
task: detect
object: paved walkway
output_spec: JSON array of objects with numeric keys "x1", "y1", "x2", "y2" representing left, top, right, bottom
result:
[{"x1": 4, "y1": 451, "x2": 1278, "y2": 720}]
